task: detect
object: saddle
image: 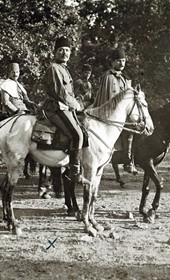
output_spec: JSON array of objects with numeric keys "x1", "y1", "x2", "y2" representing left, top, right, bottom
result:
[{"x1": 31, "y1": 111, "x2": 89, "y2": 153}]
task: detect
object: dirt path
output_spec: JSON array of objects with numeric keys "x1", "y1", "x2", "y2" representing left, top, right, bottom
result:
[{"x1": 0, "y1": 153, "x2": 170, "y2": 280}]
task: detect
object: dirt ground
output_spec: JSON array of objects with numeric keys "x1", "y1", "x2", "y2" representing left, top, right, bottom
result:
[{"x1": 0, "y1": 152, "x2": 170, "y2": 280}]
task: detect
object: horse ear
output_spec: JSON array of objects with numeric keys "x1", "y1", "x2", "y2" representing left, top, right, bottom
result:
[{"x1": 135, "y1": 84, "x2": 141, "y2": 92}]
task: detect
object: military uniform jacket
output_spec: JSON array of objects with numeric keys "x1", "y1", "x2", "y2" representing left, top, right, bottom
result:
[
  {"x1": 93, "y1": 68, "x2": 131, "y2": 107},
  {"x1": 43, "y1": 63, "x2": 80, "y2": 111}
]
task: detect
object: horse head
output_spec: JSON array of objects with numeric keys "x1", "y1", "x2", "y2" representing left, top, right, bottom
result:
[{"x1": 126, "y1": 85, "x2": 154, "y2": 135}]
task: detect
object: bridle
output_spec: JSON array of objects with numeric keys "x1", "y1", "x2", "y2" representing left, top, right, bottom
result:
[
  {"x1": 86, "y1": 90, "x2": 148, "y2": 135},
  {"x1": 84, "y1": 90, "x2": 149, "y2": 152}
]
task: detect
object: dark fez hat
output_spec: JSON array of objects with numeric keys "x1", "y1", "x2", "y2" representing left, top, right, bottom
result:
[
  {"x1": 54, "y1": 36, "x2": 71, "y2": 51},
  {"x1": 112, "y1": 48, "x2": 126, "y2": 60},
  {"x1": 82, "y1": 64, "x2": 92, "y2": 72},
  {"x1": 9, "y1": 63, "x2": 20, "y2": 72}
]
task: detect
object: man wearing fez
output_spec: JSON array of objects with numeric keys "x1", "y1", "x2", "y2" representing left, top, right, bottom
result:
[
  {"x1": 1, "y1": 62, "x2": 35, "y2": 115},
  {"x1": 74, "y1": 63, "x2": 94, "y2": 109},
  {"x1": 93, "y1": 48, "x2": 138, "y2": 174},
  {"x1": 43, "y1": 36, "x2": 85, "y2": 184}
]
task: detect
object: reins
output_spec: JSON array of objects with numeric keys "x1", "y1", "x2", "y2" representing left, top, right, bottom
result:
[
  {"x1": 86, "y1": 111, "x2": 146, "y2": 135},
  {"x1": 86, "y1": 89, "x2": 148, "y2": 136},
  {"x1": 85, "y1": 91, "x2": 148, "y2": 150}
]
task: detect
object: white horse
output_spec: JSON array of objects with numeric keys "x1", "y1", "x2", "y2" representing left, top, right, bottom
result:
[{"x1": 0, "y1": 87, "x2": 154, "y2": 236}]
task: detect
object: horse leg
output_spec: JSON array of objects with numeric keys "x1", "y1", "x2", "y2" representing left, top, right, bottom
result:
[
  {"x1": 23, "y1": 154, "x2": 30, "y2": 179},
  {"x1": 1, "y1": 173, "x2": 8, "y2": 222},
  {"x1": 82, "y1": 169, "x2": 103, "y2": 237},
  {"x1": 112, "y1": 163, "x2": 125, "y2": 188},
  {"x1": 1, "y1": 168, "x2": 22, "y2": 234},
  {"x1": 139, "y1": 172, "x2": 150, "y2": 218},
  {"x1": 50, "y1": 167, "x2": 64, "y2": 198},
  {"x1": 88, "y1": 175, "x2": 104, "y2": 233},
  {"x1": 141, "y1": 160, "x2": 163, "y2": 223},
  {"x1": 38, "y1": 165, "x2": 51, "y2": 199},
  {"x1": 148, "y1": 170, "x2": 163, "y2": 223},
  {"x1": 62, "y1": 172, "x2": 73, "y2": 214},
  {"x1": 62, "y1": 168, "x2": 80, "y2": 216},
  {"x1": 82, "y1": 180, "x2": 97, "y2": 236}
]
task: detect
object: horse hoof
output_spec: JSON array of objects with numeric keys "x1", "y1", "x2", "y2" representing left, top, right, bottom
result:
[
  {"x1": 94, "y1": 224, "x2": 104, "y2": 232},
  {"x1": 41, "y1": 192, "x2": 51, "y2": 199},
  {"x1": 15, "y1": 226, "x2": 23, "y2": 237},
  {"x1": 133, "y1": 169, "x2": 138, "y2": 175},
  {"x1": 120, "y1": 182, "x2": 126, "y2": 188},
  {"x1": 146, "y1": 209, "x2": 156, "y2": 223},
  {"x1": 147, "y1": 209, "x2": 155, "y2": 216},
  {"x1": 24, "y1": 174, "x2": 30, "y2": 179},
  {"x1": 67, "y1": 209, "x2": 75, "y2": 217},
  {"x1": 143, "y1": 216, "x2": 155, "y2": 224},
  {"x1": 84, "y1": 224, "x2": 97, "y2": 237},
  {"x1": 75, "y1": 211, "x2": 83, "y2": 221},
  {"x1": 7, "y1": 223, "x2": 13, "y2": 231},
  {"x1": 84, "y1": 227, "x2": 97, "y2": 237}
]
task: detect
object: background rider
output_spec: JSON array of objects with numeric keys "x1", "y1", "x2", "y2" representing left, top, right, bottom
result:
[
  {"x1": 93, "y1": 47, "x2": 138, "y2": 174},
  {"x1": 74, "y1": 63, "x2": 94, "y2": 109},
  {"x1": 1, "y1": 62, "x2": 35, "y2": 116}
]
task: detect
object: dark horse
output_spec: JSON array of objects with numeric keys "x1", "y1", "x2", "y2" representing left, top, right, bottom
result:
[{"x1": 111, "y1": 102, "x2": 170, "y2": 223}]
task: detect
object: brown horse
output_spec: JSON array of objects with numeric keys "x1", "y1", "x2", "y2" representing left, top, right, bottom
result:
[
  {"x1": 0, "y1": 88, "x2": 153, "y2": 236},
  {"x1": 111, "y1": 102, "x2": 170, "y2": 223}
]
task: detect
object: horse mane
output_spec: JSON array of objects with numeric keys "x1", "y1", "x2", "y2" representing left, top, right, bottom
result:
[{"x1": 86, "y1": 90, "x2": 128, "y2": 119}]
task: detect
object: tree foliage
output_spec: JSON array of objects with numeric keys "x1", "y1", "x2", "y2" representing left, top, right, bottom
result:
[{"x1": 0, "y1": 0, "x2": 169, "y2": 101}]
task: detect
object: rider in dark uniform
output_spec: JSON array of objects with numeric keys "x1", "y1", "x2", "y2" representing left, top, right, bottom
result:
[{"x1": 43, "y1": 36, "x2": 84, "y2": 183}]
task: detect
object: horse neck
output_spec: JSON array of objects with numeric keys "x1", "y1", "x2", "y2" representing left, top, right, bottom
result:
[
  {"x1": 91, "y1": 93, "x2": 135, "y2": 123},
  {"x1": 86, "y1": 96, "x2": 133, "y2": 152}
]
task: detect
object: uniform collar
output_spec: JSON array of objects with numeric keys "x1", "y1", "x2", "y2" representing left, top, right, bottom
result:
[{"x1": 110, "y1": 69, "x2": 122, "y2": 77}]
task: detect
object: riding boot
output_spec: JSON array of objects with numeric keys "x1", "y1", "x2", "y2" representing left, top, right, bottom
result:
[
  {"x1": 69, "y1": 149, "x2": 83, "y2": 184},
  {"x1": 123, "y1": 133, "x2": 138, "y2": 175}
]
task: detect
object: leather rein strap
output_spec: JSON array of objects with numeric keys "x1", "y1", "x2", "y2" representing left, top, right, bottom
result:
[{"x1": 86, "y1": 112, "x2": 145, "y2": 135}]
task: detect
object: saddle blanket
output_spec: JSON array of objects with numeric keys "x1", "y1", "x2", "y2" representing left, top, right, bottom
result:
[
  {"x1": 31, "y1": 119, "x2": 56, "y2": 146},
  {"x1": 31, "y1": 118, "x2": 89, "y2": 151}
]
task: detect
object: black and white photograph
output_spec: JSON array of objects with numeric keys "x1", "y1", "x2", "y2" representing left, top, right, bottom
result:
[{"x1": 0, "y1": 0, "x2": 170, "y2": 279}]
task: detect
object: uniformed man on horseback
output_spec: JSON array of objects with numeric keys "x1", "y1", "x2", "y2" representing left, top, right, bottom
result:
[
  {"x1": 43, "y1": 36, "x2": 84, "y2": 184},
  {"x1": 1, "y1": 62, "x2": 35, "y2": 116},
  {"x1": 93, "y1": 47, "x2": 138, "y2": 174}
]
